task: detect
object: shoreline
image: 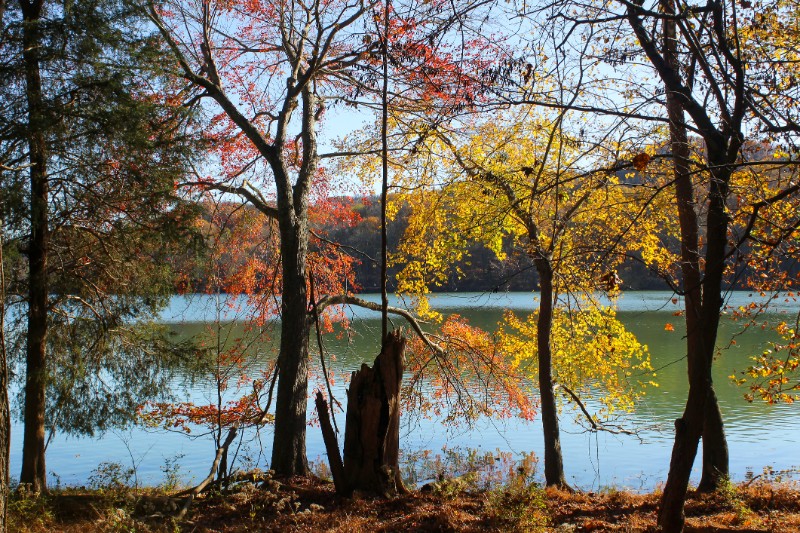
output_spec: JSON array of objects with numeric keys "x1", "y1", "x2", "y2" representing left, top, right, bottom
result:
[{"x1": 10, "y1": 475, "x2": 800, "y2": 532}]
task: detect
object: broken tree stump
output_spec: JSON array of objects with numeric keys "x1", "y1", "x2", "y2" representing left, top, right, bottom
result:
[{"x1": 342, "y1": 330, "x2": 408, "y2": 497}]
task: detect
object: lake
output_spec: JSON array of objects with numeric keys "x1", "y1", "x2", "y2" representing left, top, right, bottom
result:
[{"x1": 9, "y1": 291, "x2": 800, "y2": 491}]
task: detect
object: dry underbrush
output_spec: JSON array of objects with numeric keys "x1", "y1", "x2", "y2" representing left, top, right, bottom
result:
[{"x1": 9, "y1": 476, "x2": 800, "y2": 532}]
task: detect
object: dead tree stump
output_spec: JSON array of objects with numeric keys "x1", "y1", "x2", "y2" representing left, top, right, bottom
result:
[{"x1": 341, "y1": 330, "x2": 408, "y2": 496}]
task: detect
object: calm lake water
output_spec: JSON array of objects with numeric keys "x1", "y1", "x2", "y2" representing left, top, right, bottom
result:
[{"x1": 9, "y1": 291, "x2": 800, "y2": 490}]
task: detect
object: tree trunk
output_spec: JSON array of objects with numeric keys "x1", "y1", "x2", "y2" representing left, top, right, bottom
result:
[
  {"x1": 342, "y1": 331, "x2": 407, "y2": 496},
  {"x1": 270, "y1": 223, "x2": 310, "y2": 477},
  {"x1": 658, "y1": 6, "x2": 703, "y2": 528},
  {"x1": 660, "y1": 169, "x2": 733, "y2": 531},
  {"x1": 0, "y1": 226, "x2": 11, "y2": 530},
  {"x1": 699, "y1": 387, "x2": 729, "y2": 491},
  {"x1": 0, "y1": 5, "x2": 7, "y2": 519},
  {"x1": 695, "y1": 164, "x2": 732, "y2": 489},
  {"x1": 658, "y1": 387, "x2": 706, "y2": 532},
  {"x1": 536, "y1": 260, "x2": 568, "y2": 488},
  {"x1": 19, "y1": 0, "x2": 49, "y2": 494},
  {"x1": 657, "y1": 3, "x2": 730, "y2": 526},
  {"x1": 269, "y1": 85, "x2": 320, "y2": 478},
  {"x1": 0, "y1": 335, "x2": 7, "y2": 527}
]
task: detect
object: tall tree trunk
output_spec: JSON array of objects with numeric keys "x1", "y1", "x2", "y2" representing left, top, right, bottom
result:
[
  {"x1": 270, "y1": 86, "x2": 318, "y2": 478},
  {"x1": 696, "y1": 165, "x2": 731, "y2": 490},
  {"x1": 19, "y1": 0, "x2": 49, "y2": 494},
  {"x1": 658, "y1": 5, "x2": 705, "y2": 528},
  {"x1": 0, "y1": 222, "x2": 11, "y2": 530},
  {"x1": 658, "y1": 175, "x2": 731, "y2": 527},
  {"x1": 270, "y1": 224, "x2": 310, "y2": 477},
  {"x1": 536, "y1": 259, "x2": 568, "y2": 488},
  {"x1": 379, "y1": 0, "x2": 390, "y2": 341},
  {"x1": 657, "y1": 2, "x2": 730, "y2": 526}
]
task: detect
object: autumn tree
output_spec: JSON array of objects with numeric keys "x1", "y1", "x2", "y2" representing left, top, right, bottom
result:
[
  {"x1": 143, "y1": 201, "x2": 282, "y2": 487},
  {"x1": 510, "y1": 0, "x2": 800, "y2": 527},
  {"x1": 148, "y1": 0, "x2": 512, "y2": 477},
  {"x1": 620, "y1": 2, "x2": 800, "y2": 528},
  {"x1": 0, "y1": 0, "x2": 199, "y2": 492},
  {"x1": 387, "y1": 107, "x2": 661, "y2": 487}
]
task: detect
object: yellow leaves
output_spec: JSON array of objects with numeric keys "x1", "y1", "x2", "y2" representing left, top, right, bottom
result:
[
  {"x1": 773, "y1": 147, "x2": 790, "y2": 159},
  {"x1": 775, "y1": 321, "x2": 794, "y2": 337},
  {"x1": 388, "y1": 107, "x2": 671, "y2": 303},
  {"x1": 487, "y1": 238, "x2": 507, "y2": 261},
  {"x1": 391, "y1": 185, "x2": 482, "y2": 307},
  {"x1": 734, "y1": 319, "x2": 800, "y2": 404},
  {"x1": 497, "y1": 305, "x2": 654, "y2": 419},
  {"x1": 414, "y1": 294, "x2": 441, "y2": 322},
  {"x1": 383, "y1": 108, "x2": 670, "y2": 425}
]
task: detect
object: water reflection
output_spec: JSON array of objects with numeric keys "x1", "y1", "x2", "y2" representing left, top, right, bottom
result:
[{"x1": 10, "y1": 291, "x2": 799, "y2": 490}]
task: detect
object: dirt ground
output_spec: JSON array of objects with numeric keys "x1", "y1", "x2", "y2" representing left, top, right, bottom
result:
[{"x1": 9, "y1": 475, "x2": 800, "y2": 532}]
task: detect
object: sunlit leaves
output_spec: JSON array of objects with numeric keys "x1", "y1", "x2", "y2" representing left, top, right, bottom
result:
[
  {"x1": 391, "y1": 109, "x2": 666, "y2": 301},
  {"x1": 404, "y1": 315, "x2": 537, "y2": 424},
  {"x1": 385, "y1": 107, "x2": 661, "y2": 430},
  {"x1": 498, "y1": 305, "x2": 654, "y2": 419},
  {"x1": 735, "y1": 318, "x2": 800, "y2": 404}
]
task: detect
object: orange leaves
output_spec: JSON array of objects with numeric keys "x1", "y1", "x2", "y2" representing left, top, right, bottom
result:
[
  {"x1": 404, "y1": 315, "x2": 536, "y2": 424},
  {"x1": 184, "y1": 196, "x2": 363, "y2": 321},
  {"x1": 664, "y1": 323, "x2": 675, "y2": 332},
  {"x1": 140, "y1": 394, "x2": 267, "y2": 433}
]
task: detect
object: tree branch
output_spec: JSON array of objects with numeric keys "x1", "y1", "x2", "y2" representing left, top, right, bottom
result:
[
  {"x1": 314, "y1": 294, "x2": 444, "y2": 355},
  {"x1": 556, "y1": 383, "x2": 636, "y2": 436},
  {"x1": 175, "y1": 426, "x2": 237, "y2": 519},
  {"x1": 182, "y1": 181, "x2": 280, "y2": 220}
]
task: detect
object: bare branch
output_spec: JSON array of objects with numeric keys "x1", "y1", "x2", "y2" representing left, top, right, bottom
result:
[
  {"x1": 181, "y1": 181, "x2": 280, "y2": 219},
  {"x1": 556, "y1": 383, "x2": 636, "y2": 436},
  {"x1": 175, "y1": 426, "x2": 238, "y2": 519},
  {"x1": 314, "y1": 294, "x2": 444, "y2": 355}
]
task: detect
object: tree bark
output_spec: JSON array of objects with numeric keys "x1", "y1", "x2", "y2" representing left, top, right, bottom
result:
[
  {"x1": 0, "y1": 224, "x2": 11, "y2": 530},
  {"x1": 270, "y1": 223, "x2": 310, "y2": 477},
  {"x1": 535, "y1": 260, "x2": 568, "y2": 488},
  {"x1": 700, "y1": 387, "x2": 729, "y2": 491},
  {"x1": 19, "y1": 0, "x2": 49, "y2": 494},
  {"x1": 342, "y1": 331, "x2": 407, "y2": 496},
  {"x1": 659, "y1": 162, "x2": 734, "y2": 531},
  {"x1": 656, "y1": 2, "x2": 731, "y2": 526},
  {"x1": 657, "y1": 5, "x2": 704, "y2": 528},
  {"x1": 314, "y1": 391, "x2": 347, "y2": 495},
  {"x1": 270, "y1": 86, "x2": 318, "y2": 478}
]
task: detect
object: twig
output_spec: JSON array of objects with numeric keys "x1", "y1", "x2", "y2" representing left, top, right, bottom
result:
[
  {"x1": 556, "y1": 383, "x2": 636, "y2": 436},
  {"x1": 309, "y1": 270, "x2": 341, "y2": 428}
]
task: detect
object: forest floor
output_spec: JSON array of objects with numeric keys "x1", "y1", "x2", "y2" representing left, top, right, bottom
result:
[{"x1": 9, "y1": 474, "x2": 800, "y2": 532}]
